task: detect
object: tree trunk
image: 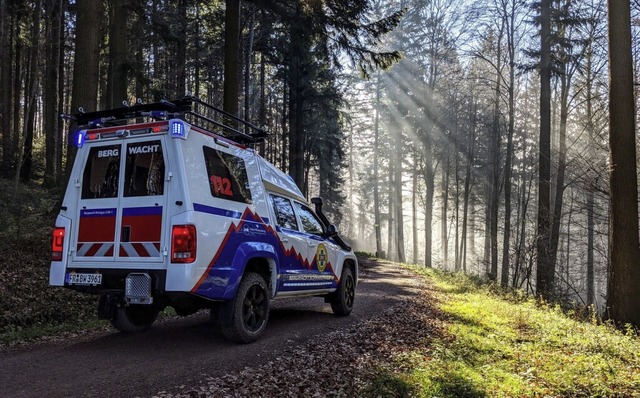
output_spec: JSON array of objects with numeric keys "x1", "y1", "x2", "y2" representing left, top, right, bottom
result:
[
  {"x1": 388, "y1": 159, "x2": 395, "y2": 261},
  {"x1": 537, "y1": 0, "x2": 554, "y2": 299},
  {"x1": 442, "y1": 155, "x2": 450, "y2": 269},
  {"x1": 489, "y1": 24, "x2": 503, "y2": 280},
  {"x1": 18, "y1": 0, "x2": 41, "y2": 183},
  {"x1": 176, "y1": 0, "x2": 187, "y2": 97},
  {"x1": 0, "y1": 0, "x2": 13, "y2": 179},
  {"x1": 244, "y1": 8, "x2": 255, "y2": 125},
  {"x1": 501, "y1": 8, "x2": 517, "y2": 287},
  {"x1": 12, "y1": 13, "x2": 22, "y2": 176},
  {"x1": 395, "y1": 128, "x2": 406, "y2": 263},
  {"x1": 412, "y1": 151, "x2": 419, "y2": 264},
  {"x1": 107, "y1": 0, "x2": 128, "y2": 108},
  {"x1": 607, "y1": 0, "x2": 640, "y2": 326},
  {"x1": 424, "y1": 140, "x2": 434, "y2": 268},
  {"x1": 585, "y1": 42, "x2": 595, "y2": 306},
  {"x1": 460, "y1": 98, "x2": 476, "y2": 273},
  {"x1": 374, "y1": 73, "x2": 383, "y2": 258},
  {"x1": 287, "y1": 3, "x2": 308, "y2": 190},
  {"x1": 67, "y1": 0, "x2": 104, "y2": 177},
  {"x1": 549, "y1": 69, "x2": 569, "y2": 282},
  {"x1": 44, "y1": 0, "x2": 62, "y2": 187},
  {"x1": 56, "y1": 3, "x2": 65, "y2": 185},
  {"x1": 223, "y1": 0, "x2": 240, "y2": 119}
]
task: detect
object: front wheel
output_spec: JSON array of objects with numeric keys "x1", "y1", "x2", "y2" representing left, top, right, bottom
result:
[
  {"x1": 111, "y1": 305, "x2": 158, "y2": 332},
  {"x1": 220, "y1": 272, "x2": 270, "y2": 343},
  {"x1": 331, "y1": 266, "x2": 355, "y2": 316}
]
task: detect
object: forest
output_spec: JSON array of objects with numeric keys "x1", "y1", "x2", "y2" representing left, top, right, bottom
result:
[{"x1": 1, "y1": 0, "x2": 639, "y2": 329}]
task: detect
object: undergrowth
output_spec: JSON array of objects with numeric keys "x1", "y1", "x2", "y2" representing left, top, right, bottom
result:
[
  {"x1": 373, "y1": 265, "x2": 640, "y2": 398},
  {"x1": 0, "y1": 179, "x2": 97, "y2": 342}
]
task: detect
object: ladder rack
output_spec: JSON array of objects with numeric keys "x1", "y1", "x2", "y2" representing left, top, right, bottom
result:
[{"x1": 66, "y1": 96, "x2": 269, "y2": 144}]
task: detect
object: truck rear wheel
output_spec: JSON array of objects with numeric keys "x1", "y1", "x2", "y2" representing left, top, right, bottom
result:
[
  {"x1": 220, "y1": 272, "x2": 270, "y2": 343},
  {"x1": 331, "y1": 266, "x2": 355, "y2": 316},
  {"x1": 111, "y1": 305, "x2": 158, "y2": 333}
]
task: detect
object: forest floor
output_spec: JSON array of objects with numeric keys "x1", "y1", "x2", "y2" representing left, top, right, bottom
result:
[{"x1": 153, "y1": 260, "x2": 640, "y2": 398}]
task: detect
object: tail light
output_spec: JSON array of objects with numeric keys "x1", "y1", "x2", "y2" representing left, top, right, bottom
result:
[
  {"x1": 171, "y1": 225, "x2": 196, "y2": 263},
  {"x1": 51, "y1": 227, "x2": 65, "y2": 261}
]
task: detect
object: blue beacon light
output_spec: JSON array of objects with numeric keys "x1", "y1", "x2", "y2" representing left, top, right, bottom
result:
[
  {"x1": 170, "y1": 120, "x2": 188, "y2": 139},
  {"x1": 76, "y1": 130, "x2": 87, "y2": 148}
]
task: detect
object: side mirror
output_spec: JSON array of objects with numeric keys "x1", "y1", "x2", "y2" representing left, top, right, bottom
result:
[{"x1": 326, "y1": 224, "x2": 338, "y2": 237}]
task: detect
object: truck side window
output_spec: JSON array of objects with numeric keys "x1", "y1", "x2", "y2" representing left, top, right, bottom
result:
[
  {"x1": 295, "y1": 203, "x2": 324, "y2": 235},
  {"x1": 270, "y1": 195, "x2": 298, "y2": 230},
  {"x1": 203, "y1": 146, "x2": 252, "y2": 203},
  {"x1": 82, "y1": 144, "x2": 121, "y2": 199},
  {"x1": 124, "y1": 140, "x2": 164, "y2": 197}
]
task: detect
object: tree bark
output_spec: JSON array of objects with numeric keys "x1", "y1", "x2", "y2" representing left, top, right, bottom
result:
[
  {"x1": 585, "y1": 41, "x2": 595, "y2": 306},
  {"x1": 224, "y1": 0, "x2": 240, "y2": 119},
  {"x1": 537, "y1": 0, "x2": 554, "y2": 299},
  {"x1": 67, "y1": 0, "x2": 104, "y2": 177},
  {"x1": 607, "y1": 0, "x2": 640, "y2": 326},
  {"x1": 501, "y1": 0, "x2": 517, "y2": 287},
  {"x1": 373, "y1": 73, "x2": 383, "y2": 258},
  {"x1": 107, "y1": 0, "x2": 129, "y2": 108},
  {"x1": 460, "y1": 98, "x2": 476, "y2": 273},
  {"x1": 489, "y1": 20, "x2": 504, "y2": 280},
  {"x1": 395, "y1": 126, "x2": 406, "y2": 263},
  {"x1": 244, "y1": 8, "x2": 255, "y2": 125},
  {"x1": 18, "y1": 0, "x2": 42, "y2": 183},
  {"x1": 44, "y1": 0, "x2": 62, "y2": 187},
  {"x1": 176, "y1": 0, "x2": 187, "y2": 97},
  {"x1": 442, "y1": 155, "x2": 450, "y2": 269},
  {"x1": 0, "y1": 0, "x2": 13, "y2": 178},
  {"x1": 412, "y1": 151, "x2": 419, "y2": 264}
]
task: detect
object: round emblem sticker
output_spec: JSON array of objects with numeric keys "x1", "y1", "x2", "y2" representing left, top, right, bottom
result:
[{"x1": 316, "y1": 244, "x2": 328, "y2": 272}]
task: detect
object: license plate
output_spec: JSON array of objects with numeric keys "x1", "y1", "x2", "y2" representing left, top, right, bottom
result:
[{"x1": 67, "y1": 273, "x2": 102, "y2": 285}]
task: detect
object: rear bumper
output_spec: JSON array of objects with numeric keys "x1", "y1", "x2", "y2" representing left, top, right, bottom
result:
[{"x1": 59, "y1": 268, "x2": 167, "y2": 295}]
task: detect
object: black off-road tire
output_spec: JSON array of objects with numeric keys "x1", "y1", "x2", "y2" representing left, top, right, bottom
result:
[
  {"x1": 220, "y1": 272, "x2": 270, "y2": 343},
  {"x1": 331, "y1": 266, "x2": 355, "y2": 316},
  {"x1": 111, "y1": 305, "x2": 159, "y2": 333}
]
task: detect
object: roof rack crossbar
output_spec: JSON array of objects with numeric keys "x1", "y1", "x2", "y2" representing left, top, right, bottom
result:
[
  {"x1": 69, "y1": 97, "x2": 270, "y2": 145},
  {"x1": 184, "y1": 111, "x2": 259, "y2": 144},
  {"x1": 187, "y1": 96, "x2": 268, "y2": 137}
]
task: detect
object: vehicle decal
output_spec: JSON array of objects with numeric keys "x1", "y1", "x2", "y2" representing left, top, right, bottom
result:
[
  {"x1": 316, "y1": 244, "x2": 328, "y2": 272},
  {"x1": 282, "y1": 273, "x2": 334, "y2": 288},
  {"x1": 77, "y1": 208, "x2": 117, "y2": 257},
  {"x1": 119, "y1": 242, "x2": 161, "y2": 257},
  {"x1": 119, "y1": 206, "x2": 162, "y2": 258},
  {"x1": 191, "y1": 207, "x2": 337, "y2": 296},
  {"x1": 77, "y1": 242, "x2": 114, "y2": 257},
  {"x1": 194, "y1": 202, "x2": 269, "y2": 225},
  {"x1": 193, "y1": 203, "x2": 243, "y2": 219}
]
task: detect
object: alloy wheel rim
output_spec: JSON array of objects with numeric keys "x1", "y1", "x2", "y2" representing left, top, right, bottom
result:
[{"x1": 243, "y1": 284, "x2": 267, "y2": 332}]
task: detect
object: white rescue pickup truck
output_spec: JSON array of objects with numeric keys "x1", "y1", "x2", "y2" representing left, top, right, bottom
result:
[{"x1": 50, "y1": 97, "x2": 357, "y2": 343}]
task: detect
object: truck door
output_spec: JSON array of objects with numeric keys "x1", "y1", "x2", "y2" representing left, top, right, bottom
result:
[
  {"x1": 116, "y1": 138, "x2": 168, "y2": 263},
  {"x1": 293, "y1": 202, "x2": 338, "y2": 291},
  {"x1": 269, "y1": 194, "x2": 310, "y2": 291},
  {"x1": 73, "y1": 143, "x2": 122, "y2": 261}
]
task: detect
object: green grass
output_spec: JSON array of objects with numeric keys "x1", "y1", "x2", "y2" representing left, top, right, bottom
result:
[{"x1": 375, "y1": 266, "x2": 640, "y2": 398}]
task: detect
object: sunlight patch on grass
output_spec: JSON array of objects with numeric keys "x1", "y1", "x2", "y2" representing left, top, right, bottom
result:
[{"x1": 388, "y1": 265, "x2": 640, "y2": 398}]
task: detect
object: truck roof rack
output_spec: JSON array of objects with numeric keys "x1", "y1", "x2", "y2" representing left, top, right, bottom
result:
[{"x1": 64, "y1": 96, "x2": 269, "y2": 144}]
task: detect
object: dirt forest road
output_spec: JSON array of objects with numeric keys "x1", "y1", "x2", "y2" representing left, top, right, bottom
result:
[{"x1": 0, "y1": 259, "x2": 419, "y2": 398}]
